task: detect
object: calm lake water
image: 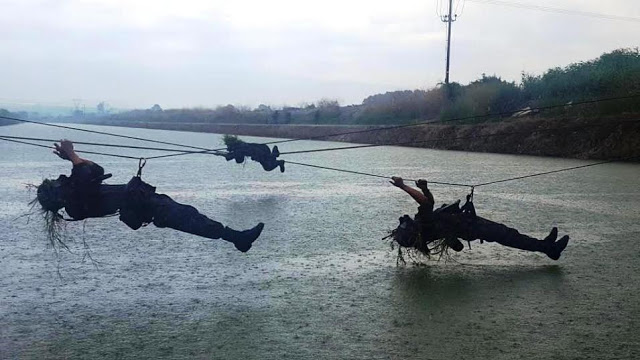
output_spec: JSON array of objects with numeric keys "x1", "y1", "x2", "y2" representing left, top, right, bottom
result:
[{"x1": 1, "y1": 123, "x2": 639, "y2": 359}]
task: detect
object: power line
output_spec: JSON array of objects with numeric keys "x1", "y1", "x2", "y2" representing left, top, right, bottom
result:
[
  {"x1": 466, "y1": 0, "x2": 640, "y2": 23},
  {"x1": 455, "y1": 0, "x2": 467, "y2": 18}
]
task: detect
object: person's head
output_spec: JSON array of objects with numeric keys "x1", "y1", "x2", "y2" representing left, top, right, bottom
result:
[
  {"x1": 29, "y1": 176, "x2": 70, "y2": 251},
  {"x1": 35, "y1": 177, "x2": 67, "y2": 212},
  {"x1": 393, "y1": 215, "x2": 418, "y2": 248}
]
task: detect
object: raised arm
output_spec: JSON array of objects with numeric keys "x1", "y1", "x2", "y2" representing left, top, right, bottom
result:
[
  {"x1": 390, "y1": 176, "x2": 433, "y2": 206},
  {"x1": 415, "y1": 179, "x2": 435, "y2": 207},
  {"x1": 53, "y1": 140, "x2": 93, "y2": 166}
]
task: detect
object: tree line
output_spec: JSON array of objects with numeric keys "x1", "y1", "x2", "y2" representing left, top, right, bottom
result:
[{"x1": 91, "y1": 48, "x2": 640, "y2": 126}]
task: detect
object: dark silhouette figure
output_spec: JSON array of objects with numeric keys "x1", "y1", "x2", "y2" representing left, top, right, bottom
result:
[
  {"x1": 224, "y1": 142, "x2": 285, "y2": 173},
  {"x1": 390, "y1": 177, "x2": 569, "y2": 260},
  {"x1": 35, "y1": 140, "x2": 264, "y2": 252}
]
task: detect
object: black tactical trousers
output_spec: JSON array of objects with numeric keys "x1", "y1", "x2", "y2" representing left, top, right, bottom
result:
[
  {"x1": 149, "y1": 194, "x2": 225, "y2": 240},
  {"x1": 446, "y1": 214, "x2": 551, "y2": 255}
]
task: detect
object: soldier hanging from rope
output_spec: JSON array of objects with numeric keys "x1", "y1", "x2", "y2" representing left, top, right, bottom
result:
[
  {"x1": 223, "y1": 135, "x2": 285, "y2": 173},
  {"x1": 33, "y1": 140, "x2": 264, "y2": 252},
  {"x1": 387, "y1": 176, "x2": 569, "y2": 261}
]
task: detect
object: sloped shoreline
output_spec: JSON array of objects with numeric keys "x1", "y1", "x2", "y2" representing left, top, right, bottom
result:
[{"x1": 85, "y1": 115, "x2": 640, "y2": 160}]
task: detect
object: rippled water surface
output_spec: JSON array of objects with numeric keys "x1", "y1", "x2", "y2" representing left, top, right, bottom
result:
[{"x1": 1, "y1": 123, "x2": 639, "y2": 359}]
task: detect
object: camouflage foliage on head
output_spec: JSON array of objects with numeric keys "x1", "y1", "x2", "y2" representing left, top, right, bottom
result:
[
  {"x1": 36, "y1": 178, "x2": 64, "y2": 212},
  {"x1": 222, "y1": 134, "x2": 245, "y2": 148},
  {"x1": 29, "y1": 179, "x2": 68, "y2": 252}
]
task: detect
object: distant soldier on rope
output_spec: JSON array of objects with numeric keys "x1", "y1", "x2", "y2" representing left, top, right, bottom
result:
[
  {"x1": 223, "y1": 135, "x2": 285, "y2": 173},
  {"x1": 33, "y1": 140, "x2": 264, "y2": 252},
  {"x1": 388, "y1": 176, "x2": 570, "y2": 260}
]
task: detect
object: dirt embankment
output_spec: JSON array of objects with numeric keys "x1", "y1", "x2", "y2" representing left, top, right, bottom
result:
[{"x1": 88, "y1": 115, "x2": 640, "y2": 160}]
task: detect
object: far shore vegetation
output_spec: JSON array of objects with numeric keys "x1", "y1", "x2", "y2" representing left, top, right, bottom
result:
[{"x1": 3, "y1": 48, "x2": 639, "y2": 127}]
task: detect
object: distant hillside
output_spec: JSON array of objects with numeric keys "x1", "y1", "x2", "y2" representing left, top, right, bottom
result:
[{"x1": 0, "y1": 109, "x2": 26, "y2": 126}]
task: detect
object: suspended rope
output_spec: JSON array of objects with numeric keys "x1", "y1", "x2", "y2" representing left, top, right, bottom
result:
[
  {"x1": 2, "y1": 117, "x2": 640, "y2": 159},
  {"x1": 1, "y1": 93, "x2": 638, "y2": 160},
  {"x1": 0, "y1": 135, "x2": 226, "y2": 156},
  {"x1": 278, "y1": 117, "x2": 640, "y2": 155},
  {"x1": 0, "y1": 135, "x2": 469, "y2": 187},
  {"x1": 285, "y1": 160, "x2": 472, "y2": 187},
  {"x1": 472, "y1": 155, "x2": 640, "y2": 187},
  {"x1": 0, "y1": 136, "x2": 141, "y2": 160},
  {"x1": 0, "y1": 135, "x2": 471, "y2": 187},
  {"x1": 0, "y1": 116, "x2": 215, "y2": 152},
  {"x1": 2, "y1": 93, "x2": 639, "y2": 190},
  {"x1": 1, "y1": 135, "x2": 637, "y2": 191},
  {"x1": 142, "y1": 93, "x2": 640, "y2": 159}
]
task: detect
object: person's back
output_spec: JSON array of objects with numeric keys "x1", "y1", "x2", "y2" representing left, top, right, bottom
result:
[{"x1": 61, "y1": 162, "x2": 125, "y2": 220}]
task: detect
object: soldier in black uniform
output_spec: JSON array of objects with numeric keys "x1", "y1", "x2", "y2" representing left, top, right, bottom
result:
[
  {"x1": 34, "y1": 140, "x2": 264, "y2": 252},
  {"x1": 390, "y1": 176, "x2": 569, "y2": 260},
  {"x1": 224, "y1": 141, "x2": 285, "y2": 173}
]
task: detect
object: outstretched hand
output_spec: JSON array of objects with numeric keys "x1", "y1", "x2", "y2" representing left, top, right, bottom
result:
[
  {"x1": 415, "y1": 179, "x2": 428, "y2": 190},
  {"x1": 53, "y1": 139, "x2": 74, "y2": 161},
  {"x1": 390, "y1": 176, "x2": 405, "y2": 188}
]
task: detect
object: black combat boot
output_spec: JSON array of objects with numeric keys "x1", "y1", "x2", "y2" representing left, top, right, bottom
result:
[
  {"x1": 543, "y1": 227, "x2": 558, "y2": 244},
  {"x1": 546, "y1": 235, "x2": 569, "y2": 260},
  {"x1": 222, "y1": 223, "x2": 265, "y2": 253}
]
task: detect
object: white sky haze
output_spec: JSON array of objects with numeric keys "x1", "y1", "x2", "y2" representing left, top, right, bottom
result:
[{"x1": 0, "y1": 0, "x2": 638, "y2": 110}]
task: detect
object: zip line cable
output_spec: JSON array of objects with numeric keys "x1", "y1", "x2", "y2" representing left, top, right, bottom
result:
[
  {"x1": 277, "y1": 118, "x2": 640, "y2": 155},
  {"x1": 1, "y1": 135, "x2": 637, "y2": 191},
  {"x1": 0, "y1": 135, "x2": 225, "y2": 155},
  {"x1": 0, "y1": 117, "x2": 217, "y2": 152},
  {"x1": 472, "y1": 155, "x2": 640, "y2": 187},
  {"x1": 466, "y1": 0, "x2": 640, "y2": 23},
  {"x1": 142, "y1": 93, "x2": 640, "y2": 160},
  {"x1": 289, "y1": 154, "x2": 640, "y2": 189},
  {"x1": 1, "y1": 93, "x2": 639, "y2": 160},
  {"x1": 0, "y1": 135, "x2": 472, "y2": 187},
  {"x1": 1, "y1": 94, "x2": 639, "y2": 189},
  {"x1": 2, "y1": 117, "x2": 639, "y2": 158},
  {"x1": 285, "y1": 160, "x2": 473, "y2": 187},
  {"x1": 0, "y1": 137, "x2": 141, "y2": 160}
]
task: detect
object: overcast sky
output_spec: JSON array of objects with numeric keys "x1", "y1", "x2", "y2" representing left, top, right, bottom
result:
[{"x1": 0, "y1": 0, "x2": 638, "y2": 110}]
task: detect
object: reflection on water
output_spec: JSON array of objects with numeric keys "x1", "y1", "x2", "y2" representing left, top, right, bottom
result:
[{"x1": 1, "y1": 123, "x2": 639, "y2": 359}]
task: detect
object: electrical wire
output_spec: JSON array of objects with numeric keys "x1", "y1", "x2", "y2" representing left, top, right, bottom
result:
[{"x1": 466, "y1": 0, "x2": 640, "y2": 23}]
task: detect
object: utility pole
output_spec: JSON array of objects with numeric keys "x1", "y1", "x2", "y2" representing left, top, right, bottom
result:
[{"x1": 441, "y1": 0, "x2": 457, "y2": 85}]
